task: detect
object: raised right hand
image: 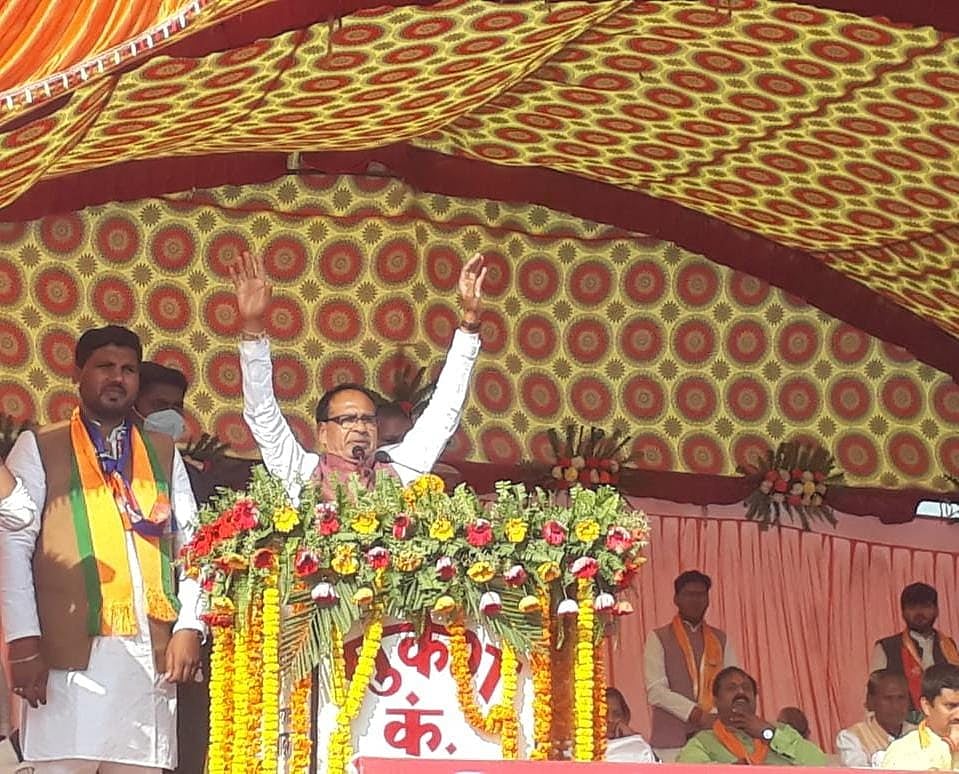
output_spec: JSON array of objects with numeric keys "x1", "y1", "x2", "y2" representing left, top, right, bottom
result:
[
  {"x1": 228, "y1": 250, "x2": 272, "y2": 329},
  {"x1": 9, "y1": 636, "x2": 48, "y2": 708}
]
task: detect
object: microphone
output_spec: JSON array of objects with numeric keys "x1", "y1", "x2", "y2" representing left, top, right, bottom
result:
[{"x1": 351, "y1": 445, "x2": 367, "y2": 461}]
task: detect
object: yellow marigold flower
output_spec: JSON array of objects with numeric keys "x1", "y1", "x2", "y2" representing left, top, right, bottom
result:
[
  {"x1": 352, "y1": 587, "x2": 374, "y2": 606},
  {"x1": 467, "y1": 560, "x2": 495, "y2": 584},
  {"x1": 503, "y1": 518, "x2": 528, "y2": 543},
  {"x1": 574, "y1": 518, "x2": 600, "y2": 543},
  {"x1": 331, "y1": 545, "x2": 358, "y2": 576},
  {"x1": 211, "y1": 596, "x2": 234, "y2": 614},
  {"x1": 273, "y1": 505, "x2": 300, "y2": 533},
  {"x1": 351, "y1": 511, "x2": 378, "y2": 535},
  {"x1": 538, "y1": 561, "x2": 561, "y2": 583},
  {"x1": 433, "y1": 595, "x2": 456, "y2": 613},
  {"x1": 395, "y1": 550, "x2": 424, "y2": 572},
  {"x1": 429, "y1": 516, "x2": 455, "y2": 541}
]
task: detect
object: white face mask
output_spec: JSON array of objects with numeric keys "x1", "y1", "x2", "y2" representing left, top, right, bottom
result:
[{"x1": 143, "y1": 408, "x2": 186, "y2": 441}]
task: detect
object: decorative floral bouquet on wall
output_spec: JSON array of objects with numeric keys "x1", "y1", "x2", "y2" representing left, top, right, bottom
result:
[
  {"x1": 181, "y1": 467, "x2": 649, "y2": 772},
  {"x1": 545, "y1": 424, "x2": 636, "y2": 488},
  {"x1": 738, "y1": 441, "x2": 844, "y2": 529}
]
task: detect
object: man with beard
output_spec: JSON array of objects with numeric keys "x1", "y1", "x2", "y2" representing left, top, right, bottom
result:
[
  {"x1": 836, "y1": 670, "x2": 916, "y2": 768},
  {"x1": 873, "y1": 583, "x2": 959, "y2": 720},
  {"x1": 880, "y1": 663, "x2": 959, "y2": 770},
  {"x1": 677, "y1": 667, "x2": 826, "y2": 765},
  {"x1": 230, "y1": 250, "x2": 484, "y2": 498},
  {"x1": 0, "y1": 325, "x2": 204, "y2": 774}
]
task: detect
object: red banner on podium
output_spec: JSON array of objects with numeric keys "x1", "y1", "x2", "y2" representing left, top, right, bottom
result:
[{"x1": 356, "y1": 759, "x2": 919, "y2": 774}]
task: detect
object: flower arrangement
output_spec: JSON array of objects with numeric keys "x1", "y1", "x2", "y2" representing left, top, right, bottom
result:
[
  {"x1": 546, "y1": 425, "x2": 635, "y2": 489},
  {"x1": 182, "y1": 466, "x2": 649, "y2": 769},
  {"x1": 738, "y1": 441, "x2": 844, "y2": 529}
]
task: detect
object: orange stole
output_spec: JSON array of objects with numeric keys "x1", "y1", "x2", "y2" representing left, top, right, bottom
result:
[
  {"x1": 901, "y1": 631, "x2": 959, "y2": 709},
  {"x1": 713, "y1": 720, "x2": 769, "y2": 764},
  {"x1": 672, "y1": 615, "x2": 723, "y2": 712}
]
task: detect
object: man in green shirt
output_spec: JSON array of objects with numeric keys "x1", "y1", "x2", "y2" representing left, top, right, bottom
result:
[{"x1": 677, "y1": 667, "x2": 827, "y2": 765}]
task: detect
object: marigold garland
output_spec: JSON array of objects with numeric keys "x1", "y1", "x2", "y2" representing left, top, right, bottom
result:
[
  {"x1": 327, "y1": 616, "x2": 384, "y2": 774},
  {"x1": 209, "y1": 627, "x2": 235, "y2": 774},
  {"x1": 231, "y1": 616, "x2": 252, "y2": 774},
  {"x1": 572, "y1": 578, "x2": 595, "y2": 762},
  {"x1": 261, "y1": 580, "x2": 281, "y2": 774},
  {"x1": 530, "y1": 590, "x2": 553, "y2": 761},
  {"x1": 593, "y1": 650, "x2": 608, "y2": 761},
  {"x1": 246, "y1": 598, "x2": 264, "y2": 774},
  {"x1": 289, "y1": 675, "x2": 313, "y2": 774}
]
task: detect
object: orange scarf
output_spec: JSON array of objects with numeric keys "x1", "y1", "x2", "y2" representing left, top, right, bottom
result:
[
  {"x1": 672, "y1": 615, "x2": 724, "y2": 711},
  {"x1": 713, "y1": 720, "x2": 769, "y2": 764},
  {"x1": 901, "y1": 630, "x2": 959, "y2": 708}
]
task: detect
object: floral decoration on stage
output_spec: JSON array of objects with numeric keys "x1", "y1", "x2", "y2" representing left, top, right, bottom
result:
[
  {"x1": 545, "y1": 424, "x2": 636, "y2": 488},
  {"x1": 182, "y1": 467, "x2": 648, "y2": 772},
  {"x1": 737, "y1": 441, "x2": 844, "y2": 529}
]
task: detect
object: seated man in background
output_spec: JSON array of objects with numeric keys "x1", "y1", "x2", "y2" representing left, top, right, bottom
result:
[
  {"x1": 777, "y1": 707, "x2": 811, "y2": 740},
  {"x1": 677, "y1": 667, "x2": 826, "y2": 765},
  {"x1": 836, "y1": 670, "x2": 915, "y2": 768},
  {"x1": 880, "y1": 663, "x2": 959, "y2": 771},
  {"x1": 605, "y1": 687, "x2": 658, "y2": 763}
]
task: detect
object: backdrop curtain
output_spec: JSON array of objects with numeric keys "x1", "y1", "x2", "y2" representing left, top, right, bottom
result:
[{"x1": 607, "y1": 500, "x2": 959, "y2": 752}]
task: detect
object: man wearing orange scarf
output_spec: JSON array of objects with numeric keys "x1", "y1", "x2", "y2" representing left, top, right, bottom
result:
[
  {"x1": 881, "y1": 664, "x2": 959, "y2": 770},
  {"x1": 677, "y1": 667, "x2": 826, "y2": 765},
  {"x1": 0, "y1": 326, "x2": 204, "y2": 774},
  {"x1": 873, "y1": 583, "x2": 959, "y2": 721},
  {"x1": 645, "y1": 570, "x2": 738, "y2": 751}
]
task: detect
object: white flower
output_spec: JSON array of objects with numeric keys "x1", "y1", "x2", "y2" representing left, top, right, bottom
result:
[
  {"x1": 594, "y1": 593, "x2": 615, "y2": 613},
  {"x1": 480, "y1": 591, "x2": 502, "y2": 616},
  {"x1": 557, "y1": 598, "x2": 579, "y2": 616},
  {"x1": 310, "y1": 582, "x2": 338, "y2": 607}
]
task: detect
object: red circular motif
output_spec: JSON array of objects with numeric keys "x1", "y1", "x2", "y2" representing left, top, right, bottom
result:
[
  {"x1": 43, "y1": 389, "x2": 77, "y2": 422},
  {"x1": 829, "y1": 376, "x2": 871, "y2": 421},
  {"x1": 840, "y1": 23, "x2": 894, "y2": 46},
  {"x1": 202, "y1": 289, "x2": 240, "y2": 337},
  {"x1": 263, "y1": 235, "x2": 308, "y2": 281},
  {"x1": 932, "y1": 381, "x2": 959, "y2": 424},
  {"x1": 375, "y1": 239, "x2": 418, "y2": 285},
  {"x1": 624, "y1": 260, "x2": 665, "y2": 305},
  {"x1": 152, "y1": 346, "x2": 195, "y2": 383},
  {"x1": 332, "y1": 22, "x2": 386, "y2": 45},
  {"x1": 91, "y1": 277, "x2": 135, "y2": 324},
  {"x1": 479, "y1": 309, "x2": 508, "y2": 356},
  {"x1": 145, "y1": 285, "x2": 192, "y2": 333},
  {"x1": 373, "y1": 298, "x2": 416, "y2": 342},
  {"x1": 881, "y1": 375, "x2": 922, "y2": 420},
  {"x1": 673, "y1": 320, "x2": 715, "y2": 364},
  {"x1": 324, "y1": 356, "x2": 367, "y2": 390},
  {"x1": 213, "y1": 412, "x2": 254, "y2": 453},
  {"x1": 623, "y1": 376, "x2": 665, "y2": 420},
  {"x1": 34, "y1": 267, "x2": 79, "y2": 316},
  {"x1": 835, "y1": 433, "x2": 878, "y2": 478},
  {"x1": 676, "y1": 263, "x2": 719, "y2": 306},
  {"x1": 319, "y1": 241, "x2": 363, "y2": 287},
  {"x1": 39, "y1": 214, "x2": 84, "y2": 254},
  {"x1": 888, "y1": 432, "x2": 930, "y2": 478},
  {"x1": 480, "y1": 426, "x2": 522, "y2": 464},
  {"x1": 830, "y1": 324, "x2": 870, "y2": 364},
  {"x1": 566, "y1": 318, "x2": 609, "y2": 365},
  {"x1": 691, "y1": 50, "x2": 745, "y2": 74},
  {"x1": 675, "y1": 377, "x2": 717, "y2": 422},
  {"x1": 0, "y1": 319, "x2": 28, "y2": 368},
  {"x1": 206, "y1": 232, "x2": 250, "y2": 277},
  {"x1": 938, "y1": 437, "x2": 959, "y2": 477},
  {"x1": 315, "y1": 299, "x2": 362, "y2": 343},
  {"x1": 272, "y1": 355, "x2": 308, "y2": 401},
  {"x1": 728, "y1": 272, "x2": 769, "y2": 306},
  {"x1": 478, "y1": 251, "x2": 510, "y2": 298},
  {"x1": 777, "y1": 377, "x2": 820, "y2": 422},
  {"x1": 528, "y1": 431, "x2": 555, "y2": 462},
  {"x1": 569, "y1": 376, "x2": 612, "y2": 423},
  {"x1": 681, "y1": 434, "x2": 724, "y2": 475},
  {"x1": 632, "y1": 433, "x2": 673, "y2": 471},
  {"x1": 206, "y1": 351, "x2": 242, "y2": 398},
  {"x1": 568, "y1": 261, "x2": 611, "y2": 306},
  {"x1": 151, "y1": 225, "x2": 195, "y2": 272},
  {"x1": 732, "y1": 434, "x2": 773, "y2": 470},
  {"x1": 518, "y1": 257, "x2": 559, "y2": 303},
  {"x1": 94, "y1": 217, "x2": 139, "y2": 264},
  {"x1": 0, "y1": 223, "x2": 25, "y2": 244},
  {"x1": 777, "y1": 321, "x2": 820, "y2": 365},
  {"x1": 475, "y1": 367, "x2": 513, "y2": 414},
  {"x1": 40, "y1": 328, "x2": 75, "y2": 377},
  {"x1": 0, "y1": 380, "x2": 35, "y2": 422},
  {"x1": 782, "y1": 58, "x2": 834, "y2": 79},
  {"x1": 0, "y1": 259, "x2": 23, "y2": 305},
  {"x1": 726, "y1": 376, "x2": 769, "y2": 422},
  {"x1": 620, "y1": 316, "x2": 663, "y2": 363},
  {"x1": 264, "y1": 296, "x2": 304, "y2": 341},
  {"x1": 426, "y1": 246, "x2": 462, "y2": 292},
  {"x1": 517, "y1": 314, "x2": 557, "y2": 361},
  {"x1": 521, "y1": 372, "x2": 561, "y2": 417},
  {"x1": 424, "y1": 303, "x2": 458, "y2": 348},
  {"x1": 756, "y1": 72, "x2": 806, "y2": 97},
  {"x1": 726, "y1": 319, "x2": 767, "y2": 365}
]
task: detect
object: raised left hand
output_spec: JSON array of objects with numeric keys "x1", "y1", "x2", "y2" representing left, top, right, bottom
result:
[
  {"x1": 165, "y1": 629, "x2": 202, "y2": 683},
  {"x1": 728, "y1": 710, "x2": 773, "y2": 740},
  {"x1": 458, "y1": 252, "x2": 488, "y2": 325}
]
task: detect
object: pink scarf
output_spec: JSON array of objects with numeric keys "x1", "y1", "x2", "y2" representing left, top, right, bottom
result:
[{"x1": 310, "y1": 452, "x2": 399, "y2": 501}]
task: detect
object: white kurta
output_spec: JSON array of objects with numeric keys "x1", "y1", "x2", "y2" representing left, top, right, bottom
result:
[
  {"x1": 239, "y1": 328, "x2": 480, "y2": 496},
  {"x1": 0, "y1": 428, "x2": 203, "y2": 769}
]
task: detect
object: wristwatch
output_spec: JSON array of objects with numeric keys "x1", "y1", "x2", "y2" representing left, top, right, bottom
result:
[{"x1": 761, "y1": 727, "x2": 776, "y2": 742}]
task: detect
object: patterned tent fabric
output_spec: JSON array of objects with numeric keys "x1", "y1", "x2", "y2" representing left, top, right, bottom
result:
[{"x1": 0, "y1": 176, "x2": 956, "y2": 489}]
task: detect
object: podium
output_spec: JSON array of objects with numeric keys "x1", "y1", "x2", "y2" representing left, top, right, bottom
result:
[{"x1": 182, "y1": 468, "x2": 648, "y2": 773}]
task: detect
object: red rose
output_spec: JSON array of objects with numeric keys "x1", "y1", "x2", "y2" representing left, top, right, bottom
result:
[
  {"x1": 392, "y1": 514, "x2": 412, "y2": 540},
  {"x1": 317, "y1": 515, "x2": 340, "y2": 536},
  {"x1": 773, "y1": 479, "x2": 789, "y2": 493},
  {"x1": 252, "y1": 548, "x2": 276, "y2": 570},
  {"x1": 542, "y1": 520, "x2": 567, "y2": 546},
  {"x1": 605, "y1": 526, "x2": 633, "y2": 555},
  {"x1": 466, "y1": 519, "x2": 493, "y2": 547},
  {"x1": 201, "y1": 576, "x2": 215, "y2": 592},
  {"x1": 786, "y1": 494, "x2": 803, "y2": 507},
  {"x1": 571, "y1": 556, "x2": 598, "y2": 579},
  {"x1": 230, "y1": 499, "x2": 258, "y2": 531},
  {"x1": 813, "y1": 471, "x2": 826, "y2": 483},
  {"x1": 191, "y1": 533, "x2": 213, "y2": 558},
  {"x1": 294, "y1": 547, "x2": 320, "y2": 577},
  {"x1": 764, "y1": 470, "x2": 779, "y2": 482},
  {"x1": 366, "y1": 547, "x2": 390, "y2": 570},
  {"x1": 598, "y1": 471, "x2": 612, "y2": 484}
]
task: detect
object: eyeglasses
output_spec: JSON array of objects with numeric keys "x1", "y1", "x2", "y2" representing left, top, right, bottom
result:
[{"x1": 325, "y1": 414, "x2": 377, "y2": 428}]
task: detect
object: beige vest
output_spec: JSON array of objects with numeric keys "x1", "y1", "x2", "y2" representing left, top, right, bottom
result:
[{"x1": 33, "y1": 421, "x2": 175, "y2": 672}]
